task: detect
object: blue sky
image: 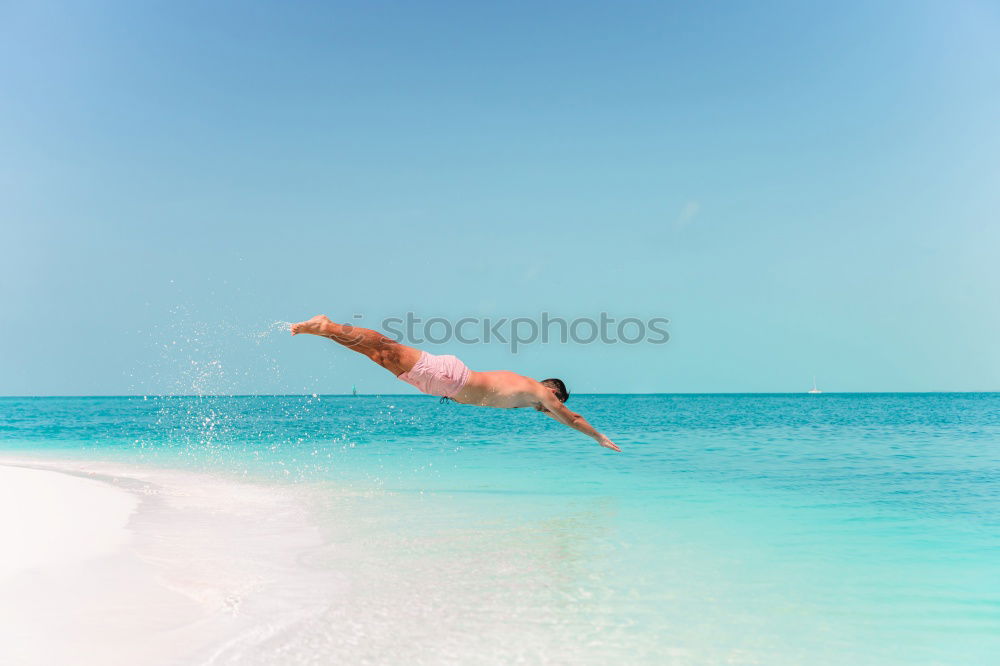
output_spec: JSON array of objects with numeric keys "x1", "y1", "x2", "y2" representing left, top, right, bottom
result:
[{"x1": 2, "y1": 0, "x2": 998, "y2": 395}]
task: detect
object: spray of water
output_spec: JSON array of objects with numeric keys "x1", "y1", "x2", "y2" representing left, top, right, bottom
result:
[{"x1": 122, "y1": 306, "x2": 348, "y2": 465}]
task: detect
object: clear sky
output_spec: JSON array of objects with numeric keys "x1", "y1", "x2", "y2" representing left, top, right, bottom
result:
[{"x1": 2, "y1": 0, "x2": 998, "y2": 395}]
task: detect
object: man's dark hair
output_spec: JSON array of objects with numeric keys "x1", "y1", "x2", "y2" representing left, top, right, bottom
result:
[{"x1": 540, "y1": 378, "x2": 569, "y2": 402}]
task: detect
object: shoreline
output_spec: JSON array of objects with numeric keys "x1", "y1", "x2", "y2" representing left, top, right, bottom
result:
[{"x1": 0, "y1": 457, "x2": 342, "y2": 666}]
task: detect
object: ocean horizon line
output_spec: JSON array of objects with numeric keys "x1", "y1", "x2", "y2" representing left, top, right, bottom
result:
[{"x1": 1, "y1": 391, "x2": 997, "y2": 399}]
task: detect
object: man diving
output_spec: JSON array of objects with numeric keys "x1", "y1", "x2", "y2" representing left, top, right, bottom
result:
[{"x1": 291, "y1": 315, "x2": 621, "y2": 452}]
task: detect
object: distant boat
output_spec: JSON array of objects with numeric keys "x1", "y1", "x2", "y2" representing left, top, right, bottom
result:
[
  {"x1": 808, "y1": 376, "x2": 822, "y2": 394},
  {"x1": 352, "y1": 385, "x2": 358, "y2": 396}
]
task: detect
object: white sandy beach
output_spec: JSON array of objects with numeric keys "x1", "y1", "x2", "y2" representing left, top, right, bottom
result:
[
  {"x1": 0, "y1": 465, "x2": 137, "y2": 583},
  {"x1": 0, "y1": 459, "x2": 341, "y2": 666}
]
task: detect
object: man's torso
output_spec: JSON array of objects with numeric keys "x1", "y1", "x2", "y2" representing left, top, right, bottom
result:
[{"x1": 455, "y1": 371, "x2": 542, "y2": 409}]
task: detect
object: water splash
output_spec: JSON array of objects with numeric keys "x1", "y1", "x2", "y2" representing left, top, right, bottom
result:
[
  {"x1": 252, "y1": 321, "x2": 294, "y2": 345},
  {"x1": 123, "y1": 308, "x2": 325, "y2": 455}
]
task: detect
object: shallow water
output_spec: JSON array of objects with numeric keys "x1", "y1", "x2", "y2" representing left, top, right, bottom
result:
[{"x1": 2, "y1": 393, "x2": 999, "y2": 664}]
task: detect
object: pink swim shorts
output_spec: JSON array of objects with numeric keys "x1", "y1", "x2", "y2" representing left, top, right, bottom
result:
[{"x1": 397, "y1": 351, "x2": 472, "y2": 398}]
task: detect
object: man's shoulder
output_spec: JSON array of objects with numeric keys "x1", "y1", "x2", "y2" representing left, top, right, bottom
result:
[{"x1": 516, "y1": 374, "x2": 549, "y2": 401}]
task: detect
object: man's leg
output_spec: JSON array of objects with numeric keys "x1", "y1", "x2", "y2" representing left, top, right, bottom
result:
[{"x1": 291, "y1": 315, "x2": 421, "y2": 376}]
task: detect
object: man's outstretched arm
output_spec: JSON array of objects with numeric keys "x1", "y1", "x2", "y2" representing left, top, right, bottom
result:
[{"x1": 538, "y1": 392, "x2": 621, "y2": 452}]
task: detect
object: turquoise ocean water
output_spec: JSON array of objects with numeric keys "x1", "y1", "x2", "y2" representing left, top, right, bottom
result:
[{"x1": 2, "y1": 393, "x2": 998, "y2": 664}]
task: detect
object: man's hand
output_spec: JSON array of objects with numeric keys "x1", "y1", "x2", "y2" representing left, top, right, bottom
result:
[{"x1": 597, "y1": 435, "x2": 622, "y2": 452}]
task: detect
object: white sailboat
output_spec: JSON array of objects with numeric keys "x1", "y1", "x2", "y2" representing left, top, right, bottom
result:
[{"x1": 808, "y1": 376, "x2": 822, "y2": 394}]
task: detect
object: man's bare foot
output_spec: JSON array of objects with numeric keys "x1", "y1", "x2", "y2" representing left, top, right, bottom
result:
[{"x1": 291, "y1": 315, "x2": 333, "y2": 336}]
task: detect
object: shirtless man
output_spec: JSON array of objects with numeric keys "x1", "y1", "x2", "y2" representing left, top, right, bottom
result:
[{"x1": 291, "y1": 315, "x2": 621, "y2": 452}]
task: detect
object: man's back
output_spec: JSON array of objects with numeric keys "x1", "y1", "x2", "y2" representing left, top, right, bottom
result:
[{"x1": 455, "y1": 371, "x2": 544, "y2": 408}]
